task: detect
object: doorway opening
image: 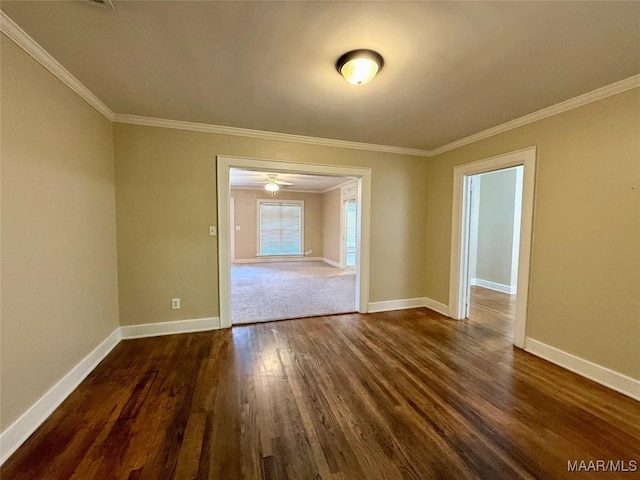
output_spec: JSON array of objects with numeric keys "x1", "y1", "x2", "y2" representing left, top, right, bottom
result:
[
  {"x1": 449, "y1": 147, "x2": 536, "y2": 348},
  {"x1": 228, "y1": 169, "x2": 358, "y2": 324},
  {"x1": 465, "y1": 167, "x2": 523, "y2": 338},
  {"x1": 217, "y1": 156, "x2": 372, "y2": 328}
]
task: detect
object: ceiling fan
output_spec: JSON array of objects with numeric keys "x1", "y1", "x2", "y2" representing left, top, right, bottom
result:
[{"x1": 262, "y1": 174, "x2": 293, "y2": 195}]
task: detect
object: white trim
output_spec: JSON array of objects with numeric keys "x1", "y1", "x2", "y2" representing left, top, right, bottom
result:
[
  {"x1": 467, "y1": 175, "x2": 481, "y2": 296},
  {"x1": 229, "y1": 196, "x2": 235, "y2": 262},
  {"x1": 367, "y1": 297, "x2": 449, "y2": 316},
  {"x1": 320, "y1": 179, "x2": 357, "y2": 194},
  {"x1": 340, "y1": 182, "x2": 358, "y2": 268},
  {"x1": 339, "y1": 194, "x2": 346, "y2": 269},
  {"x1": 0, "y1": 316, "x2": 223, "y2": 465},
  {"x1": 322, "y1": 257, "x2": 341, "y2": 268},
  {"x1": 0, "y1": 328, "x2": 121, "y2": 465},
  {"x1": 2, "y1": 13, "x2": 637, "y2": 157},
  {"x1": 114, "y1": 113, "x2": 430, "y2": 157},
  {"x1": 525, "y1": 338, "x2": 640, "y2": 401},
  {"x1": 423, "y1": 297, "x2": 450, "y2": 317},
  {"x1": 368, "y1": 297, "x2": 427, "y2": 313},
  {"x1": 119, "y1": 317, "x2": 220, "y2": 340},
  {"x1": 218, "y1": 155, "x2": 371, "y2": 328},
  {"x1": 114, "y1": 74, "x2": 640, "y2": 157},
  {"x1": 449, "y1": 147, "x2": 536, "y2": 349},
  {"x1": 233, "y1": 256, "x2": 322, "y2": 264},
  {"x1": 510, "y1": 166, "x2": 524, "y2": 289},
  {"x1": 430, "y1": 74, "x2": 640, "y2": 156},
  {"x1": 0, "y1": 12, "x2": 115, "y2": 121},
  {"x1": 471, "y1": 278, "x2": 517, "y2": 295},
  {"x1": 231, "y1": 186, "x2": 323, "y2": 194}
]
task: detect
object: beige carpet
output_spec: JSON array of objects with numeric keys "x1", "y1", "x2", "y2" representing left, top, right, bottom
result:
[{"x1": 231, "y1": 261, "x2": 356, "y2": 324}]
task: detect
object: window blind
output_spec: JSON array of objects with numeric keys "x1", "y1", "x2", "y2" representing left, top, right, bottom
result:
[{"x1": 259, "y1": 202, "x2": 302, "y2": 256}]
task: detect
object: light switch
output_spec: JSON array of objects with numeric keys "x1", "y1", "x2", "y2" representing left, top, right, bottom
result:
[
  {"x1": 235, "y1": 225, "x2": 241, "y2": 231},
  {"x1": 209, "y1": 226, "x2": 217, "y2": 236}
]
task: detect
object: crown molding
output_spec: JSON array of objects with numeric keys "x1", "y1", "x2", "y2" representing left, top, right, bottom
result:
[
  {"x1": 429, "y1": 74, "x2": 640, "y2": 156},
  {"x1": 111, "y1": 72, "x2": 640, "y2": 158},
  {"x1": 0, "y1": 11, "x2": 115, "y2": 121},
  {"x1": 230, "y1": 186, "x2": 324, "y2": 194},
  {"x1": 320, "y1": 178, "x2": 356, "y2": 194},
  {"x1": 2, "y1": 9, "x2": 638, "y2": 158},
  {"x1": 112, "y1": 113, "x2": 432, "y2": 157}
]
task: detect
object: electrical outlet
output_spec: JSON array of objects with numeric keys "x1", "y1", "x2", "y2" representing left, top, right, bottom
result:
[
  {"x1": 306, "y1": 249, "x2": 312, "y2": 255},
  {"x1": 171, "y1": 298, "x2": 180, "y2": 310}
]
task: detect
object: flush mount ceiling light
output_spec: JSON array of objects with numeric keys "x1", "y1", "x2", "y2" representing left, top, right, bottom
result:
[{"x1": 336, "y1": 49, "x2": 384, "y2": 85}]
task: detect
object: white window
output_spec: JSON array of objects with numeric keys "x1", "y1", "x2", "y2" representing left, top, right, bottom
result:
[{"x1": 257, "y1": 200, "x2": 304, "y2": 256}]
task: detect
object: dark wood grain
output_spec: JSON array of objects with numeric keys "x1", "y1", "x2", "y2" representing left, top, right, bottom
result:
[{"x1": 2, "y1": 308, "x2": 639, "y2": 479}]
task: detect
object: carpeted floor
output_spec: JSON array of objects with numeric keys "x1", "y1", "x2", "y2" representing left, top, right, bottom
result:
[{"x1": 231, "y1": 261, "x2": 356, "y2": 324}]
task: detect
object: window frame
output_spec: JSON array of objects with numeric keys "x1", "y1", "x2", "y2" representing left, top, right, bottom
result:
[{"x1": 256, "y1": 199, "x2": 305, "y2": 257}]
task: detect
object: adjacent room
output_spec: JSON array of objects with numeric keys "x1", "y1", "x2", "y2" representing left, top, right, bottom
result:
[
  {"x1": 466, "y1": 167, "x2": 523, "y2": 338},
  {"x1": 229, "y1": 169, "x2": 358, "y2": 324},
  {"x1": 1, "y1": 1, "x2": 639, "y2": 479}
]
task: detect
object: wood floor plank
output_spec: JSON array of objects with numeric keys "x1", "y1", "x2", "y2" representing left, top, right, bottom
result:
[{"x1": 2, "y1": 305, "x2": 639, "y2": 479}]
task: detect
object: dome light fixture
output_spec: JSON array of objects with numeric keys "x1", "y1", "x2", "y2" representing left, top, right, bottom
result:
[
  {"x1": 265, "y1": 182, "x2": 279, "y2": 193},
  {"x1": 336, "y1": 49, "x2": 384, "y2": 85}
]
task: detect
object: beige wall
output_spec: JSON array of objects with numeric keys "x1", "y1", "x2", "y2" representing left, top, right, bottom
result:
[
  {"x1": 0, "y1": 37, "x2": 119, "y2": 431},
  {"x1": 476, "y1": 169, "x2": 517, "y2": 286},
  {"x1": 322, "y1": 188, "x2": 341, "y2": 264},
  {"x1": 231, "y1": 188, "x2": 323, "y2": 260},
  {"x1": 425, "y1": 88, "x2": 640, "y2": 379},
  {"x1": 2, "y1": 21, "x2": 637, "y2": 446},
  {"x1": 113, "y1": 123, "x2": 429, "y2": 326}
]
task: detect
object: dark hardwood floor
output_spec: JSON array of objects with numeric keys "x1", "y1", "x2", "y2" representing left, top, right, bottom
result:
[{"x1": 2, "y1": 308, "x2": 639, "y2": 479}]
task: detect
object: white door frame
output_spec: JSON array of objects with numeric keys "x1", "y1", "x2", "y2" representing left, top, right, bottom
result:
[
  {"x1": 339, "y1": 182, "x2": 357, "y2": 269},
  {"x1": 448, "y1": 147, "x2": 536, "y2": 348},
  {"x1": 229, "y1": 196, "x2": 235, "y2": 263},
  {"x1": 217, "y1": 155, "x2": 372, "y2": 328},
  {"x1": 341, "y1": 198, "x2": 357, "y2": 268}
]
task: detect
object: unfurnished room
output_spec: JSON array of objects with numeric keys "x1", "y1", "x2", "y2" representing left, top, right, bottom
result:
[{"x1": 1, "y1": 1, "x2": 639, "y2": 479}]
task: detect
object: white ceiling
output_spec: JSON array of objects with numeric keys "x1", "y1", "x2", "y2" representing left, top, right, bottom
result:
[
  {"x1": 230, "y1": 169, "x2": 352, "y2": 192},
  {"x1": 1, "y1": 1, "x2": 638, "y2": 150}
]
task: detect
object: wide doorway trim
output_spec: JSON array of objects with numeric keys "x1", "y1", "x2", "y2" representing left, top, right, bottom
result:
[
  {"x1": 217, "y1": 155, "x2": 372, "y2": 328},
  {"x1": 448, "y1": 146, "x2": 536, "y2": 348}
]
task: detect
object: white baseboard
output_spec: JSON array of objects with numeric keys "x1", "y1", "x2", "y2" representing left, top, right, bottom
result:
[
  {"x1": 0, "y1": 315, "x2": 224, "y2": 466},
  {"x1": 0, "y1": 327, "x2": 121, "y2": 465},
  {"x1": 471, "y1": 278, "x2": 517, "y2": 294},
  {"x1": 368, "y1": 297, "x2": 450, "y2": 316},
  {"x1": 423, "y1": 297, "x2": 450, "y2": 317},
  {"x1": 525, "y1": 338, "x2": 640, "y2": 401},
  {"x1": 322, "y1": 257, "x2": 341, "y2": 268},
  {"x1": 368, "y1": 297, "x2": 428, "y2": 313},
  {"x1": 120, "y1": 317, "x2": 220, "y2": 339},
  {"x1": 233, "y1": 256, "x2": 323, "y2": 264}
]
